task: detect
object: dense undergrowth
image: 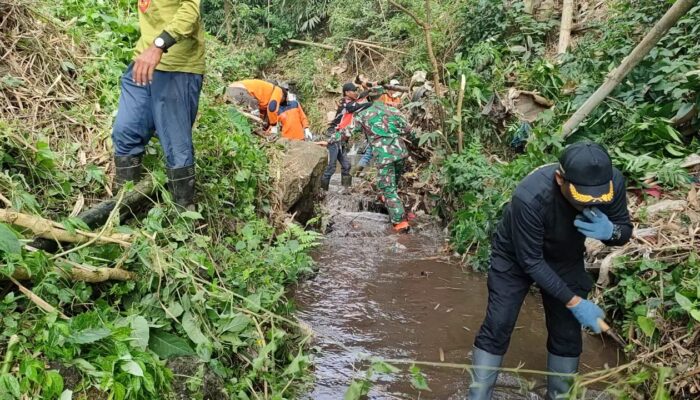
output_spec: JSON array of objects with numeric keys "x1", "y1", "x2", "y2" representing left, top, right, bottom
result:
[{"x1": 1, "y1": 1, "x2": 319, "y2": 399}]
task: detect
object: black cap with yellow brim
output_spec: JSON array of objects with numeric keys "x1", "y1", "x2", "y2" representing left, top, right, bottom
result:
[{"x1": 559, "y1": 142, "x2": 615, "y2": 206}]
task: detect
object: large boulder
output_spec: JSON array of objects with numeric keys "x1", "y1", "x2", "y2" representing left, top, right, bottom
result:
[{"x1": 269, "y1": 139, "x2": 327, "y2": 223}]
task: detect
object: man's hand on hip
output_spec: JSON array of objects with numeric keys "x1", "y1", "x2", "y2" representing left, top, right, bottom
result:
[{"x1": 133, "y1": 45, "x2": 164, "y2": 86}]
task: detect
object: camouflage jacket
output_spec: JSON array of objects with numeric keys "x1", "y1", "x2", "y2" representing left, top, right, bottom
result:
[{"x1": 352, "y1": 102, "x2": 410, "y2": 166}]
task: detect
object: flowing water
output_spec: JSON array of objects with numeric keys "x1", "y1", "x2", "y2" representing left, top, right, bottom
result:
[{"x1": 293, "y1": 176, "x2": 621, "y2": 399}]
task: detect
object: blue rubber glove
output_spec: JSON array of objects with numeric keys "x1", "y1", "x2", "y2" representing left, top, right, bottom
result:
[
  {"x1": 568, "y1": 299, "x2": 605, "y2": 333},
  {"x1": 574, "y1": 207, "x2": 613, "y2": 241}
]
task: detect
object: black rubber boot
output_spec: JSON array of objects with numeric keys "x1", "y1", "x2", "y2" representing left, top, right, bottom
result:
[
  {"x1": 114, "y1": 155, "x2": 143, "y2": 192},
  {"x1": 320, "y1": 178, "x2": 330, "y2": 191},
  {"x1": 341, "y1": 175, "x2": 352, "y2": 187},
  {"x1": 166, "y1": 165, "x2": 196, "y2": 210}
]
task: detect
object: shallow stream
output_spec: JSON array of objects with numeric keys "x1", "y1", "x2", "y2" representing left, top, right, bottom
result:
[{"x1": 293, "y1": 175, "x2": 621, "y2": 399}]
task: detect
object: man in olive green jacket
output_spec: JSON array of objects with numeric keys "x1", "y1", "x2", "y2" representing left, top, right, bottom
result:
[{"x1": 111, "y1": 0, "x2": 205, "y2": 210}]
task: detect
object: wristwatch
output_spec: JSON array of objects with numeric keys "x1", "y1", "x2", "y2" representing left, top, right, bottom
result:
[
  {"x1": 154, "y1": 37, "x2": 168, "y2": 53},
  {"x1": 610, "y1": 224, "x2": 622, "y2": 241},
  {"x1": 154, "y1": 31, "x2": 176, "y2": 53}
]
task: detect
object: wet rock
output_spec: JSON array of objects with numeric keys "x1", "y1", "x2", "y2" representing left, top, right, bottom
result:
[{"x1": 269, "y1": 139, "x2": 327, "y2": 223}]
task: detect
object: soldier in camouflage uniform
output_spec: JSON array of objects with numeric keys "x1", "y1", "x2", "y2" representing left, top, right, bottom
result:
[{"x1": 352, "y1": 87, "x2": 411, "y2": 233}]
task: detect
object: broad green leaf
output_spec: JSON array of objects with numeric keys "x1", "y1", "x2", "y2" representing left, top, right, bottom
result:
[
  {"x1": 0, "y1": 223, "x2": 21, "y2": 255},
  {"x1": 120, "y1": 360, "x2": 144, "y2": 377},
  {"x1": 344, "y1": 380, "x2": 369, "y2": 400},
  {"x1": 166, "y1": 302, "x2": 184, "y2": 318},
  {"x1": 130, "y1": 316, "x2": 150, "y2": 351},
  {"x1": 372, "y1": 361, "x2": 399, "y2": 374},
  {"x1": 675, "y1": 292, "x2": 694, "y2": 311},
  {"x1": 0, "y1": 374, "x2": 21, "y2": 398},
  {"x1": 148, "y1": 330, "x2": 195, "y2": 359},
  {"x1": 70, "y1": 328, "x2": 111, "y2": 344},
  {"x1": 282, "y1": 353, "x2": 309, "y2": 376},
  {"x1": 410, "y1": 365, "x2": 431, "y2": 391},
  {"x1": 690, "y1": 309, "x2": 700, "y2": 322},
  {"x1": 60, "y1": 390, "x2": 73, "y2": 400},
  {"x1": 180, "y1": 211, "x2": 203, "y2": 220},
  {"x1": 218, "y1": 314, "x2": 250, "y2": 334},
  {"x1": 637, "y1": 316, "x2": 656, "y2": 337},
  {"x1": 182, "y1": 311, "x2": 209, "y2": 345}
]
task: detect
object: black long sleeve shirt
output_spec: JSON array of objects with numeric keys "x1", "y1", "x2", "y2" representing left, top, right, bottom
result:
[
  {"x1": 491, "y1": 164, "x2": 632, "y2": 304},
  {"x1": 328, "y1": 96, "x2": 371, "y2": 130}
]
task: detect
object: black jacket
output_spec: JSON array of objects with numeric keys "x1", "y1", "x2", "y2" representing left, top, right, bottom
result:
[
  {"x1": 491, "y1": 164, "x2": 632, "y2": 304},
  {"x1": 328, "y1": 96, "x2": 371, "y2": 130}
]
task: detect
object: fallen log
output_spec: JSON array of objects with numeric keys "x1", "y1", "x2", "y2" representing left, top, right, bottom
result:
[{"x1": 0, "y1": 209, "x2": 131, "y2": 246}]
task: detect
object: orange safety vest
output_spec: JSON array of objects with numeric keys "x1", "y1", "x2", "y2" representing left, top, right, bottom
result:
[
  {"x1": 236, "y1": 79, "x2": 285, "y2": 126},
  {"x1": 278, "y1": 101, "x2": 309, "y2": 140},
  {"x1": 377, "y1": 93, "x2": 401, "y2": 108}
]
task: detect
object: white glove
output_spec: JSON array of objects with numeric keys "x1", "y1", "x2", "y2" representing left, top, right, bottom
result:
[
  {"x1": 270, "y1": 125, "x2": 279, "y2": 135},
  {"x1": 304, "y1": 128, "x2": 313, "y2": 141}
]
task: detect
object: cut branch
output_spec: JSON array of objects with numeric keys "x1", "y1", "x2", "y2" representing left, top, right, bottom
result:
[
  {"x1": 562, "y1": 0, "x2": 695, "y2": 137},
  {"x1": 0, "y1": 209, "x2": 131, "y2": 246},
  {"x1": 10, "y1": 277, "x2": 69, "y2": 319}
]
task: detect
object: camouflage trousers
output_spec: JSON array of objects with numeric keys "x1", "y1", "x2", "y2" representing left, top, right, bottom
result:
[{"x1": 376, "y1": 160, "x2": 406, "y2": 224}]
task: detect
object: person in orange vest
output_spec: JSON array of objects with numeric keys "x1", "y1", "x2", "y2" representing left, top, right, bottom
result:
[
  {"x1": 377, "y1": 79, "x2": 402, "y2": 108},
  {"x1": 226, "y1": 79, "x2": 287, "y2": 133},
  {"x1": 278, "y1": 95, "x2": 313, "y2": 141}
]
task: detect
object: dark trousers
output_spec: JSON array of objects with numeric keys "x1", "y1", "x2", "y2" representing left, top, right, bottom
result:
[
  {"x1": 112, "y1": 63, "x2": 203, "y2": 168},
  {"x1": 474, "y1": 258, "x2": 589, "y2": 358},
  {"x1": 322, "y1": 142, "x2": 351, "y2": 181}
]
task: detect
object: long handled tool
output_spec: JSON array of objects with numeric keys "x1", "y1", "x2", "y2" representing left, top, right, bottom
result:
[{"x1": 598, "y1": 319, "x2": 628, "y2": 348}]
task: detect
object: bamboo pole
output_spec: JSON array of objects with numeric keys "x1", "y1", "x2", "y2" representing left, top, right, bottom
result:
[
  {"x1": 456, "y1": 74, "x2": 466, "y2": 153},
  {"x1": 287, "y1": 39, "x2": 339, "y2": 51},
  {"x1": 6, "y1": 246, "x2": 136, "y2": 282},
  {"x1": 562, "y1": 0, "x2": 696, "y2": 138},
  {"x1": 9, "y1": 264, "x2": 135, "y2": 282},
  {"x1": 557, "y1": 0, "x2": 575, "y2": 55},
  {"x1": 0, "y1": 209, "x2": 131, "y2": 246}
]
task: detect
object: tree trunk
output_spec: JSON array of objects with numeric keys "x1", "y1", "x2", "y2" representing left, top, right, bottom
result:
[
  {"x1": 223, "y1": 0, "x2": 233, "y2": 44},
  {"x1": 562, "y1": 0, "x2": 696, "y2": 138},
  {"x1": 557, "y1": 0, "x2": 575, "y2": 55}
]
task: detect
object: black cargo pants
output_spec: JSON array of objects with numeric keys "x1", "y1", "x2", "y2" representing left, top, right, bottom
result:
[{"x1": 474, "y1": 257, "x2": 591, "y2": 358}]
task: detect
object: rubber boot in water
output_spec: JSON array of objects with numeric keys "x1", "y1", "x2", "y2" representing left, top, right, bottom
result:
[
  {"x1": 114, "y1": 155, "x2": 143, "y2": 192},
  {"x1": 545, "y1": 352, "x2": 578, "y2": 400},
  {"x1": 468, "y1": 347, "x2": 503, "y2": 400},
  {"x1": 166, "y1": 165, "x2": 196, "y2": 211},
  {"x1": 320, "y1": 178, "x2": 330, "y2": 191},
  {"x1": 341, "y1": 175, "x2": 352, "y2": 187},
  {"x1": 393, "y1": 220, "x2": 410, "y2": 233}
]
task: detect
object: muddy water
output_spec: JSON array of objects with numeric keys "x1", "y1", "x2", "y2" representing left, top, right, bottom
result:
[{"x1": 293, "y1": 177, "x2": 621, "y2": 399}]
